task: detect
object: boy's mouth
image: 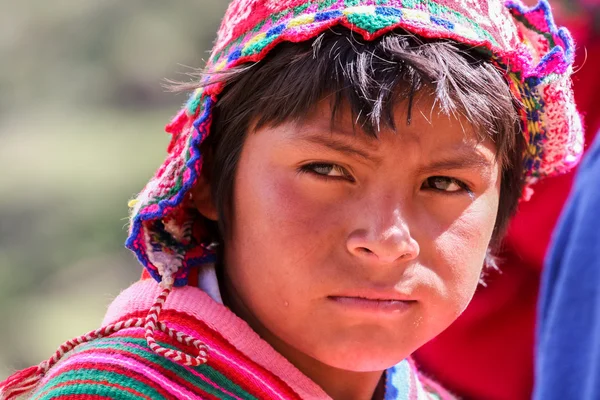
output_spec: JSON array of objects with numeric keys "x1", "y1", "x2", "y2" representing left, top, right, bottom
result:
[{"x1": 328, "y1": 290, "x2": 416, "y2": 314}]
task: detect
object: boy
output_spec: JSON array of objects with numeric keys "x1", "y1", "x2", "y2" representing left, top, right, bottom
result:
[{"x1": 0, "y1": 0, "x2": 582, "y2": 399}]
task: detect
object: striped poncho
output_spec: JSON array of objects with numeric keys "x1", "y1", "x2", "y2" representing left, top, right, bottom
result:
[{"x1": 18, "y1": 274, "x2": 453, "y2": 399}]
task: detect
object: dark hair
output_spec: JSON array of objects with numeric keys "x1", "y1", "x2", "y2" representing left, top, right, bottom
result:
[{"x1": 185, "y1": 27, "x2": 525, "y2": 259}]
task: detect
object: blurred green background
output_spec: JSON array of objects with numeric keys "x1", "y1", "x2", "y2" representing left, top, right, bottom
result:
[{"x1": 0, "y1": 0, "x2": 228, "y2": 378}]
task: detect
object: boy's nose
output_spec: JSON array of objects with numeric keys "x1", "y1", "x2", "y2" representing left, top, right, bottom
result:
[{"x1": 346, "y1": 222, "x2": 420, "y2": 264}]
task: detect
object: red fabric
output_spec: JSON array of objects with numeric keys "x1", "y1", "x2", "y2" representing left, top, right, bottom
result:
[{"x1": 413, "y1": 9, "x2": 600, "y2": 400}]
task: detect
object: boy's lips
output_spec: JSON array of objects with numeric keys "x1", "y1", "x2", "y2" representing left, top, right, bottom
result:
[
  {"x1": 330, "y1": 288, "x2": 415, "y2": 302},
  {"x1": 327, "y1": 289, "x2": 416, "y2": 314}
]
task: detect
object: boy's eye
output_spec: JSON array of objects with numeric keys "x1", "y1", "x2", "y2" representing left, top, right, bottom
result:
[
  {"x1": 422, "y1": 176, "x2": 469, "y2": 193},
  {"x1": 299, "y1": 162, "x2": 353, "y2": 181}
]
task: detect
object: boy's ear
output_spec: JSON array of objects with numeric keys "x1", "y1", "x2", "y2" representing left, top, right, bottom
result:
[{"x1": 190, "y1": 170, "x2": 218, "y2": 221}]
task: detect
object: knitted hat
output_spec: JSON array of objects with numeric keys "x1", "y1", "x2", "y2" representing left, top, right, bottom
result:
[{"x1": 126, "y1": 0, "x2": 584, "y2": 289}]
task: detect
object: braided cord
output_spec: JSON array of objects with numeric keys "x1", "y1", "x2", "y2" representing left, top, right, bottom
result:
[{"x1": 144, "y1": 286, "x2": 209, "y2": 366}]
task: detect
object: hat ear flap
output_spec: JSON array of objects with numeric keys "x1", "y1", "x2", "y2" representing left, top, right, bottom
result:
[{"x1": 505, "y1": 0, "x2": 584, "y2": 180}]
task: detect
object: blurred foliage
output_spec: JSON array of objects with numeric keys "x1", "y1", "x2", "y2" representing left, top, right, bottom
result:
[
  {"x1": 0, "y1": 0, "x2": 227, "y2": 114},
  {"x1": 0, "y1": 0, "x2": 227, "y2": 377}
]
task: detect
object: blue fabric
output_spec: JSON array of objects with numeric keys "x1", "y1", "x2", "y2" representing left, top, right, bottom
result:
[
  {"x1": 534, "y1": 132, "x2": 600, "y2": 399},
  {"x1": 385, "y1": 360, "x2": 410, "y2": 400}
]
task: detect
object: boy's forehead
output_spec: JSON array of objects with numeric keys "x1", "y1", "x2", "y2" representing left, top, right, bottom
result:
[
  {"x1": 287, "y1": 97, "x2": 487, "y2": 150},
  {"x1": 270, "y1": 107, "x2": 498, "y2": 178}
]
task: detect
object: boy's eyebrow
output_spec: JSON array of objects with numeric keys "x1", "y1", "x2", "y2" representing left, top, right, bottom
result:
[
  {"x1": 299, "y1": 132, "x2": 380, "y2": 162},
  {"x1": 296, "y1": 129, "x2": 494, "y2": 172},
  {"x1": 418, "y1": 152, "x2": 494, "y2": 175}
]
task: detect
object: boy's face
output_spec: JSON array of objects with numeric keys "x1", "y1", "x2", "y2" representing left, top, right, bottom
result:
[{"x1": 219, "y1": 95, "x2": 501, "y2": 372}]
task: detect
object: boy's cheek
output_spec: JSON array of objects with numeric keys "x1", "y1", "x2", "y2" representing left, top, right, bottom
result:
[
  {"x1": 432, "y1": 208, "x2": 497, "y2": 298},
  {"x1": 247, "y1": 170, "x2": 348, "y2": 238},
  {"x1": 230, "y1": 166, "x2": 341, "y2": 285},
  {"x1": 422, "y1": 190, "x2": 499, "y2": 283}
]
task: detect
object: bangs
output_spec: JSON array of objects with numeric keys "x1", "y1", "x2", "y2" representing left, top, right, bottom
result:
[{"x1": 194, "y1": 28, "x2": 520, "y2": 166}]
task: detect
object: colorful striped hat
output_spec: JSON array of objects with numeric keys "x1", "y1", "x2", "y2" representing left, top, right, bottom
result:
[{"x1": 127, "y1": 0, "x2": 584, "y2": 288}]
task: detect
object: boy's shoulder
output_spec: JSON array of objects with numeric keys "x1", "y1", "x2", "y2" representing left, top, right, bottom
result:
[{"x1": 29, "y1": 335, "x2": 190, "y2": 400}]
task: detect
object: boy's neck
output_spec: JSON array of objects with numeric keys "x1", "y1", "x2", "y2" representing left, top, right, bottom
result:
[
  {"x1": 268, "y1": 348, "x2": 386, "y2": 400},
  {"x1": 221, "y1": 274, "x2": 386, "y2": 400}
]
